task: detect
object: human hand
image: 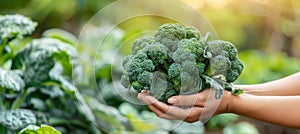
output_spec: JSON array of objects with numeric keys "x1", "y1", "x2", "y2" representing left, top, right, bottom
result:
[{"x1": 137, "y1": 89, "x2": 232, "y2": 123}]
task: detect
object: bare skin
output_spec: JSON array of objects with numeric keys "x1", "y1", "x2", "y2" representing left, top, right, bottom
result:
[{"x1": 137, "y1": 72, "x2": 300, "y2": 129}]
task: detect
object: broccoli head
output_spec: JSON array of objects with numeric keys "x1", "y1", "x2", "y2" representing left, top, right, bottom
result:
[{"x1": 121, "y1": 23, "x2": 244, "y2": 103}]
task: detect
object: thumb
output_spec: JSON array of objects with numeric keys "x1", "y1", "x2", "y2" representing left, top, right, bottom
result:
[{"x1": 168, "y1": 93, "x2": 203, "y2": 106}]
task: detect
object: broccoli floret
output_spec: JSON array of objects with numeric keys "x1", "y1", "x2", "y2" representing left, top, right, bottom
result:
[
  {"x1": 209, "y1": 55, "x2": 231, "y2": 79},
  {"x1": 122, "y1": 55, "x2": 133, "y2": 67},
  {"x1": 131, "y1": 36, "x2": 154, "y2": 55},
  {"x1": 204, "y1": 40, "x2": 238, "y2": 60},
  {"x1": 185, "y1": 26, "x2": 201, "y2": 39},
  {"x1": 0, "y1": 14, "x2": 37, "y2": 44},
  {"x1": 154, "y1": 23, "x2": 186, "y2": 53},
  {"x1": 178, "y1": 38, "x2": 206, "y2": 62},
  {"x1": 121, "y1": 53, "x2": 155, "y2": 92},
  {"x1": 204, "y1": 40, "x2": 243, "y2": 83},
  {"x1": 137, "y1": 71, "x2": 152, "y2": 85},
  {"x1": 142, "y1": 43, "x2": 169, "y2": 68},
  {"x1": 197, "y1": 62, "x2": 206, "y2": 74},
  {"x1": 161, "y1": 85, "x2": 178, "y2": 102},
  {"x1": 226, "y1": 58, "x2": 244, "y2": 82},
  {"x1": 168, "y1": 63, "x2": 181, "y2": 87},
  {"x1": 172, "y1": 46, "x2": 196, "y2": 64}
]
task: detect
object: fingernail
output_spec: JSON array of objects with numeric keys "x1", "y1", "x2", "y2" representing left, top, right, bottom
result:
[
  {"x1": 168, "y1": 98, "x2": 177, "y2": 104},
  {"x1": 137, "y1": 93, "x2": 142, "y2": 99},
  {"x1": 141, "y1": 90, "x2": 149, "y2": 94}
]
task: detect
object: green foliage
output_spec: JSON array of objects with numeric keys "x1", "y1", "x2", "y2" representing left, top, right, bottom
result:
[
  {"x1": 206, "y1": 113, "x2": 239, "y2": 131},
  {"x1": 0, "y1": 14, "x2": 100, "y2": 134},
  {"x1": 121, "y1": 23, "x2": 244, "y2": 102},
  {"x1": 0, "y1": 109, "x2": 37, "y2": 131},
  {"x1": 237, "y1": 50, "x2": 300, "y2": 84},
  {"x1": 42, "y1": 28, "x2": 77, "y2": 46},
  {"x1": 12, "y1": 38, "x2": 76, "y2": 74},
  {"x1": 223, "y1": 122, "x2": 259, "y2": 134},
  {"x1": 0, "y1": 68, "x2": 24, "y2": 92},
  {"x1": 18, "y1": 125, "x2": 61, "y2": 134},
  {"x1": 0, "y1": 14, "x2": 36, "y2": 45}
]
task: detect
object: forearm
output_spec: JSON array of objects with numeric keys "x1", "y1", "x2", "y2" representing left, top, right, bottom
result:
[
  {"x1": 230, "y1": 94, "x2": 300, "y2": 128},
  {"x1": 235, "y1": 72, "x2": 300, "y2": 96}
]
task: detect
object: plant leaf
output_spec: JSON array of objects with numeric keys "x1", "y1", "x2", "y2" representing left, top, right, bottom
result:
[
  {"x1": 23, "y1": 51, "x2": 55, "y2": 86},
  {"x1": 49, "y1": 62, "x2": 75, "y2": 97},
  {"x1": 0, "y1": 68, "x2": 24, "y2": 92},
  {"x1": 12, "y1": 38, "x2": 76, "y2": 75},
  {"x1": 18, "y1": 124, "x2": 61, "y2": 134},
  {"x1": 40, "y1": 85, "x2": 64, "y2": 98},
  {"x1": 0, "y1": 14, "x2": 37, "y2": 45},
  {"x1": 0, "y1": 109, "x2": 37, "y2": 131},
  {"x1": 42, "y1": 28, "x2": 77, "y2": 46}
]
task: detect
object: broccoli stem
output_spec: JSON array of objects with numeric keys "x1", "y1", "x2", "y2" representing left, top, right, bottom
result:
[
  {"x1": 11, "y1": 88, "x2": 31, "y2": 109},
  {"x1": 0, "y1": 45, "x2": 4, "y2": 66},
  {"x1": 0, "y1": 125, "x2": 5, "y2": 134},
  {"x1": 0, "y1": 88, "x2": 5, "y2": 110}
]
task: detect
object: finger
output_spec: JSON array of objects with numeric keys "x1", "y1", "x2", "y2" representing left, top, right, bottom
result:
[
  {"x1": 137, "y1": 93, "x2": 153, "y2": 105},
  {"x1": 151, "y1": 103, "x2": 203, "y2": 122},
  {"x1": 141, "y1": 90, "x2": 150, "y2": 94},
  {"x1": 139, "y1": 93, "x2": 204, "y2": 121},
  {"x1": 146, "y1": 96, "x2": 205, "y2": 122},
  {"x1": 168, "y1": 89, "x2": 213, "y2": 106},
  {"x1": 147, "y1": 105, "x2": 178, "y2": 120},
  {"x1": 167, "y1": 93, "x2": 203, "y2": 107},
  {"x1": 148, "y1": 100, "x2": 196, "y2": 120}
]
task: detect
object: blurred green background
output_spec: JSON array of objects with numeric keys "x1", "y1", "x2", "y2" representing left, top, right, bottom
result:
[{"x1": 1, "y1": 0, "x2": 300, "y2": 133}]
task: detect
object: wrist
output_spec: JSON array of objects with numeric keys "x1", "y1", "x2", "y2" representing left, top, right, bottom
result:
[
  {"x1": 216, "y1": 90, "x2": 233, "y2": 114},
  {"x1": 224, "y1": 90, "x2": 234, "y2": 113},
  {"x1": 234, "y1": 84, "x2": 265, "y2": 95}
]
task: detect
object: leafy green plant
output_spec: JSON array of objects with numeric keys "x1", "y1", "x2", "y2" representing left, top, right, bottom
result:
[
  {"x1": 223, "y1": 122, "x2": 259, "y2": 134},
  {"x1": 237, "y1": 50, "x2": 300, "y2": 84},
  {"x1": 0, "y1": 14, "x2": 100, "y2": 134},
  {"x1": 205, "y1": 113, "x2": 239, "y2": 131},
  {"x1": 18, "y1": 125, "x2": 61, "y2": 134},
  {"x1": 121, "y1": 23, "x2": 244, "y2": 102}
]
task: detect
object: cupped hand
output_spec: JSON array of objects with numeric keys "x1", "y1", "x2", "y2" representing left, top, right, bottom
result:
[{"x1": 137, "y1": 89, "x2": 232, "y2": 123}]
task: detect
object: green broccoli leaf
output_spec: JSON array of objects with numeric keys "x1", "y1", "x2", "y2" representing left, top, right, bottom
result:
[
  {"x1": 86, "y1": 97, "x2": 126, "y2": 131},
  {"x1": 12, "y1": 38, "x2": 76, "y2": 75},
  {"x1": 40, "y1": 85, "x2": 64, "y2": 98},
  {"x1": 42, "y1": 28, "x2": 77, "y2": 46},
  {"x1": 202, "y1": 32, "x2": 214, "y2": 43},
  {"x1": 0, "y1": 14, "x2": 37, "y2": 45},
  {"x1": 23, "y1": 51, "x2": 55, "y2": 86},
  {"x1": 0, "y1": 68, "x2": 24, "y2": 92},
  {"x1": 49, "y1": 62, "x2": 75, "y2": 97},
  {"x1": 231, "y1": 88, "x2": 244, "y2": 95},
  {"x1": 18, "y1": 125, "x2": 61, "y2": 134},
  {"x1": 0, "y1": 109, "x2": 37, "y2": 131}
]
